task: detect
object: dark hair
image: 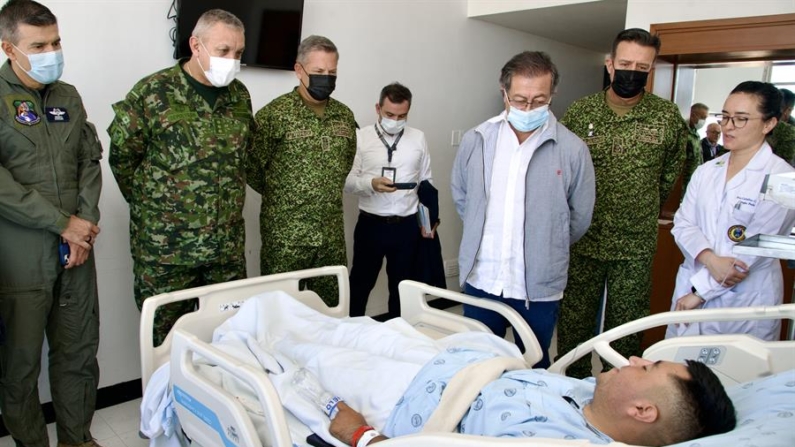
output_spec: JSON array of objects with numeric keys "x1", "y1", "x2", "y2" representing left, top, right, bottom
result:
[
  {"x1": 691, "y1": 102, "x2": 708, "y2": 113},
  {"x1": 499, "y1": 51, "x2": 559, "y2": 93},
  {"x1": 611, "y1": 28, "x2": 661, "y2": 58},
  {"x1": 668, "y1": 360, "x2": 736, "y2": 444},
  {"x1": 379, "y1": 82, "x2": 412, "y2": 107},
  {"x1": 781, "y1": 88, "x2": 795, "y2": 111},
  {"x1": 730, "y1": 81, "x2": 782, "y2": 122},
  {"x1": 0, "y1": 0, "x2": 57, "y2": 44}
]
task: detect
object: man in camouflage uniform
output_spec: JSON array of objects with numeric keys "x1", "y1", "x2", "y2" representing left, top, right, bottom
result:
[
  {"x1": 0, "y1": 1, "x2": 104, "y2": 445},
  {"x1": 247, "y1": 35, "x2": 356, "y2": 306},
  {"x1": 767, "y1": 88, "x2": 795, "y2": 166},
  {"x1": 108, "y1": 9, "x2": 253, "y2": 344},
  {"x1": 558, "y1": 28, "x2": 688, "y2": 378},
  {"x1": 682, "y1": 103, "x2": 707, "y2": 191}
]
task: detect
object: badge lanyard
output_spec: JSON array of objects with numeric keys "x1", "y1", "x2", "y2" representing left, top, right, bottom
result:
[{"x1": 374, "y1": 124, "x2": 404, "y2": 165}]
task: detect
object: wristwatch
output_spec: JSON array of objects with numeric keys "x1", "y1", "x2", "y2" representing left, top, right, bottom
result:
[{"x1": 691, "y1": 286, "x2": 706, "y2": 304}]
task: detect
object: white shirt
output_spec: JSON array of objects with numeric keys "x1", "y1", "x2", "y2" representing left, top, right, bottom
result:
[
  {"x1": 469, "y1": 113, "x2": 562, "y2": 302},
  {"x1": 344, "y1": 122, "x2": 433, "y2": 217}
]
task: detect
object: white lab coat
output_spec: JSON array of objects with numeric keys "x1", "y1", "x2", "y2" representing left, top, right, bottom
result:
[{"x1": 666, "y1": 144, "x2": 795, "y2": 340}]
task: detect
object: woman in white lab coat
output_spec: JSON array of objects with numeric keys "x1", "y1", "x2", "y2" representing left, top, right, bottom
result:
[{"x1": 666, "y1": 81, "x2": 795, "y2": 340}]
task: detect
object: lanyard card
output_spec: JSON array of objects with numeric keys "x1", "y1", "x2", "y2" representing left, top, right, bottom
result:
[{"x1": 382, "y1": 167, "x2": 396, "y2": 183}]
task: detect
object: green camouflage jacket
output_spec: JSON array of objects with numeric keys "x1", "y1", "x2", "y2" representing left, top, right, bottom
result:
[
  {"x1": 682, "y1": 125, "x2": 704, "y2": 193},
  {"x1": 247, "y1": 88, "x2": 356, "y2": 247},
  {"x1": 561, "y1": 90, "x2": 688, "y2": 260},
  {"x1": 767, "y1": 121, "x2": 795, "y2": 166},
  {"x1": 108, "y1": 61, "x2": 253, "y2": 265}
]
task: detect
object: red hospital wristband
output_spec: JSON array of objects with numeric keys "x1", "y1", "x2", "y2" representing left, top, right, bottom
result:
[{"x1": 351, "y1": 425, "x2": 375, "y2": 447}]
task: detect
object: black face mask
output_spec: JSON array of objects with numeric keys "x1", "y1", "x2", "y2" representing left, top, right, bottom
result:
[
  {"x1": 611, "y1": 69, "x2": 649, "y2": 99},
  {"x1": 304, "y1": 74, "x2": 336, "y2": 101}
]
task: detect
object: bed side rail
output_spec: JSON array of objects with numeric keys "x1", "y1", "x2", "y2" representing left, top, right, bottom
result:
[
  {"x1": 141, "y1": 266, "x2": 349, "y2": 391},
  {"x1": 171, "y1": 329, "x2": 294, "y2": 447},
  {"x1": 550, "y1": 303, "x2": 795, "y2": 379},
  {"x1": 399, "y1": 280, "x2": 543, "y2": 366}
]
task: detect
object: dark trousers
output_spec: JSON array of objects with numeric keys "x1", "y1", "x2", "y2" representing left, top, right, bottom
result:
[
  {"x1": 349, "y1": 211, "x2": 419, "y2": 318},
  {"x1": 462, "y1": 283, "x2": 560, "y2": 369}
]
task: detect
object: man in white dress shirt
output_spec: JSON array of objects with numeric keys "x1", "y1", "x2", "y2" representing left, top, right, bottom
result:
[
  {"x1": 344, "y1": 83, "x2": 434, "y2": 317},
  {"x1": 452, "y1": 52, "x2": 595, "y2": 367}
]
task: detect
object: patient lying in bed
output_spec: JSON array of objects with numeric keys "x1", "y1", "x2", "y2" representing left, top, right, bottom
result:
[
  {"x1": 148, "y1": 291, "x2": 737, "y2": 447},
  {"x1": 329, "y1": 350, "x2": 736, "y2": 447}
]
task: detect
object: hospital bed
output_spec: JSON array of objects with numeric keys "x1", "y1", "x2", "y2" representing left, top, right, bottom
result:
[{"x1": 140, "y1": 266, "x2": 795, "y2": 447}]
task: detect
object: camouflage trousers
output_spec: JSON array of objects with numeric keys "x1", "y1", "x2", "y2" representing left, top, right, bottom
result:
[
  {"x1": 134, "y1": 258, "x2": 246, "y2": 346},
  {"x1": 260, "y1": 242, "x2": 346, "y2": 307},
  {"x1": 557, "y1": 253, "x2": 654, "y2": 378}
]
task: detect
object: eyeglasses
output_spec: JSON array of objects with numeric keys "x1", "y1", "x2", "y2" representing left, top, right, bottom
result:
[
  {"x1": 503, "y1": 91, "x2": 549, "y2": 111},
  {"x1": 715, "y1": 114, "x2": 764, "y2": 129}
]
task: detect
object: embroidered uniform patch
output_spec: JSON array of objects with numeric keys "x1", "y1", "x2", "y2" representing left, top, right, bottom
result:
[
  {"x1": 45, "y1": 107, "x2": 69, "y2": 122},
  {"x1": 13, "y1": 100, "x2": 40, "y2": 125}
]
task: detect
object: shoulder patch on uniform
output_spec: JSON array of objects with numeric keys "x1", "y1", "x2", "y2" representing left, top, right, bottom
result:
[{"x1": 11, "y1": 99, "x2": 40, "y2": 126}]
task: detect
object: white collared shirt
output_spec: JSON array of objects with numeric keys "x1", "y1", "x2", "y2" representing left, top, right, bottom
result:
[
  {"x1": 469, "y1": 112, "x2": 562, "y2": 302},
  {"x1": 344, "y1": 122, "x2": 433, "y2": 217}
]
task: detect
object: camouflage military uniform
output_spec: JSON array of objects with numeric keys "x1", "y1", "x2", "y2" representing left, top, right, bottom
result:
[
  {"x1": 108, "y1": 61, "x2": 253, "y2": 344},
  {"x1": 767, "y1": 120, "x2": 795, "y2": 166},
  {"x1": 558, "y1": 90, "x2": 687, "y2": 377},
  {"x1": 247, "y1": 88, "x2": 356, "y2": 306},
  {"x1": 0, "y1": 62, "x2": 102, "y2": 445},
  {"x1": 682, "y1": 125, "x2": 703, "y2": 194}
]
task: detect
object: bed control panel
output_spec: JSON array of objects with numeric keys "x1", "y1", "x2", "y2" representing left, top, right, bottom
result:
[{"x1": 697, "y1": 346, "x2": 723, "y2": 365}]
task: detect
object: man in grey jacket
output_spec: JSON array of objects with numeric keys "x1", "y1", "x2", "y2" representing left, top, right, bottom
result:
[{"x1": 451, "y1": 51, "x2": 595, "y2": 367}]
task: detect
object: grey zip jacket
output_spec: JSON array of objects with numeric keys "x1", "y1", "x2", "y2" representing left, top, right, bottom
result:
[{"x1": 451, "y1": 112, "x2": 595, "y2": 300}]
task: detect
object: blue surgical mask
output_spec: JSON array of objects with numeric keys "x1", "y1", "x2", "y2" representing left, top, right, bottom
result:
[
  {"x1": 507, "y1": 104, "x2": 549, "y2": 133},
  {"x1": 13, "y1": 45, "x2": 64, "y2": 85}
]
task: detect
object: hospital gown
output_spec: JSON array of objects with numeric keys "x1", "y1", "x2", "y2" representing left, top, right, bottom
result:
[{"x1": 385, "y1": 348, "x2": 612, "y2": 443}]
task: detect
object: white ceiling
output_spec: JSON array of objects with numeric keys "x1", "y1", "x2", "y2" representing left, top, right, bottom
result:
[{"x1": 471, "y1": 0, "x2": 627, "y2": 54}]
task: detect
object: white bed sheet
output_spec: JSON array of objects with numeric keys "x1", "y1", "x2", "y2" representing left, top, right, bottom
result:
[{"x1": 144, "y1": 290, "x2": 522, "y2": 446}]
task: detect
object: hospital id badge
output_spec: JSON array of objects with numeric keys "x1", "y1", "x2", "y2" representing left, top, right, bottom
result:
[{"x1": 382, "y1": 167, "x2": 396, "y2": 183}]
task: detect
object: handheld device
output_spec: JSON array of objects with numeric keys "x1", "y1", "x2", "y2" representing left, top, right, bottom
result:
[
  {"x1": 59, "y1": 239, "x2": 70, "y2": 267},
  {"x1": 391, "y1": 182, "x2": 417, "y2": 190}
]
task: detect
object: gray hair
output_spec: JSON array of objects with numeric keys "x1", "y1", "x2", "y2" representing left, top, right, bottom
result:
[
  {"x1": 499, "y1": 51, "x2": 560, "y2": 93},
  {"x1": 296, "y1": 35, "x2": 338, "y2": 64},
  {"x1": 191, "y1": 9, "x2": 244, "y2": 39},
  {"x1": 0, "y1": 0, "x2": 57, "y2": 44}
]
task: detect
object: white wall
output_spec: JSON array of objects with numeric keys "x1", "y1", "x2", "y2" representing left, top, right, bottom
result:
[
  {"x1": 625, "y1": 0, "x2": 795, "y2": 29},
  {"x1": 26, "y1": 0, "x2": 604, "y2": 397}
]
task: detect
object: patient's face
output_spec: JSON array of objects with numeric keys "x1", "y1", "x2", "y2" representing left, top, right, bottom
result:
[{"x1": 594, "y1": 357, "x2": 690, "y2": 405}]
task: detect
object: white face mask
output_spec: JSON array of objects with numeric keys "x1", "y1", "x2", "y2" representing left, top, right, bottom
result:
[
  {"x1": 380, "y1": 116, "x2": 406, "y2": 135},
  {"x1": 695, "y1": 118, "x2": 706, "y2": 130},
  {"x1": 198, "y1": 40, "x2": 240, "y2": 87}
]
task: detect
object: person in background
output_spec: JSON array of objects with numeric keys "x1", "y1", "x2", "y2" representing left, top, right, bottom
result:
[
  {"x1": 247, "y1": 35, "x2": 357, "y2": 307},
  {"x1": 557, "y1": 28, "x2": 688, "y2": 378},
  {"x1": 766, "y1": 87, "x2": 795, "y2": 166},
  {"x1": 0, "y1": 1, "x2": 104, "y2": 445},
  {"x1": 452, "y1": 51, "x2": 595, "y2": 368},
  {"x1": 344, "y1": 82, "x2": 434, "y2": 318},
  {"x1": 701, "y1": 122, "x2": 725, "y2": 162},
  {"x1": 108, "y1": 9, "x2": 253, "y2": 345},
  {"x1": 666, "y1": 81, "x2": 795, "y2": 340},
  {"x1": 683, "y1": 102, "x2": 707, "y2": 186}
]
